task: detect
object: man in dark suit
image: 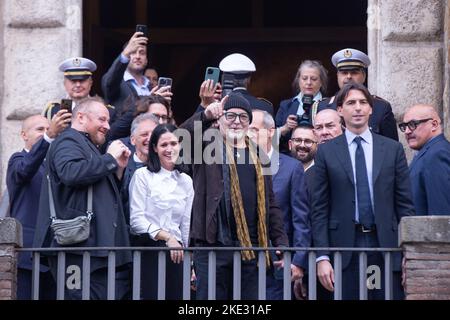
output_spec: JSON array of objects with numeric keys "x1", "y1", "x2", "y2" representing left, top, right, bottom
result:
[
  {"x1": 400, "y1": 104, "x2": 450, "y2": 215},
  {"x1": 7, "y1": 112, "x2": 70, "y2": 299},
  {"x1": 219, "y1": 53, "x2": 274, "y2": 115},
  {"x1": 33, "y1": 97, "x2": 132, "y2": 300},
  {"x1": 121, "y1": 113, "x2": 159, "y2": 227},
  {"x1": 249, "y1": 110, "x2": 310, "y2": 300},
  {"x1": 101, "y1": 32, "x2": 172, "y2": 123},
  {"x1": 318, "y1": 48, "x2": 398, "y2": 141},
  {"x1": 181, "y1": 93, "x2": 288, "y2": 300},
  {"x1": 311, "y1": 83, "x2": 415, "y2": 300}
]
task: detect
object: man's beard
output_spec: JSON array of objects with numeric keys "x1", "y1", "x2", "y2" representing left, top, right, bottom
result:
[{"x1": 292, "y1": 146, "x2": 314, "y2": 164}]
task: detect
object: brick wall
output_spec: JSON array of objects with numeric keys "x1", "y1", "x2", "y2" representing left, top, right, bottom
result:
[
  {"x1": 0, "y1": 245, "x2": 17, "y2": 300},
  {"x1": 400, "y1": 216, "x2": 450, "y2": 300}
]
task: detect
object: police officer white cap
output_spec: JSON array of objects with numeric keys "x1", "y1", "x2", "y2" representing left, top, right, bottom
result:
[
  {"x1": 59, "y1": 57, "x2": 97, "y2": 80},
  {"x1": 331, "y1": 48, "x2": 371, "y2": 70},
  {"x1": 219, "y1": 53, "x2": 256, "y2": 74}
]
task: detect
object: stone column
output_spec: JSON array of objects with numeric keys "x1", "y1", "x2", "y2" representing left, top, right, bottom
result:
[
  {"x1": 0, "y1": 218, "x2": 22, "y2": 300},
  {"x1": 400, "y1": 216, "x2": 450, "y2": 300},
  {"x1": 367, "y1": 0, "x2": 448, "y2": 157},
  {"x1": 0, "y1": 0, "x2": 83, "y2": 189}
]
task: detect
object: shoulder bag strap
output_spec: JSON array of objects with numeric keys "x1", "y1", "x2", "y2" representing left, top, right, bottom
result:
[{"x1": 47, "y1": 174, "x2": 93, "y2": 221}]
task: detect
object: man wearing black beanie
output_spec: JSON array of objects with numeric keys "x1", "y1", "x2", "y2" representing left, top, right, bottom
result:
[{"x1": 181, "y1": 93, "x2": 288, "y2": 300}]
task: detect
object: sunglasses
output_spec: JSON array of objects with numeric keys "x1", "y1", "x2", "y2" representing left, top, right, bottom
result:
[{"x1": 398, "y1": 118, "x2": 432, "y2": 132}]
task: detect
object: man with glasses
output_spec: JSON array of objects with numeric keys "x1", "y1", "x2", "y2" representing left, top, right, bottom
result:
[
  {"x1": 181, "y1": 93, "x2": 288, "y2": 300},
  {"x1": 311, "y1": 82, "x2": 414, "y2": 300},
  {"x1": 289, "y1": 125, "x2": 318, "y2": 171},
  {"x1": 400, "y1": 104, "x2": 450, "y2": 215},
  {"x1": 318, "y1": 48, "x2": 398, "y2": 141}
]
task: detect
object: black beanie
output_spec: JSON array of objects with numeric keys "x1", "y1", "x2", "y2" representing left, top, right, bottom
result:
[{"x1": 223, "y1": 93, "x2": 253, "y2": 123}]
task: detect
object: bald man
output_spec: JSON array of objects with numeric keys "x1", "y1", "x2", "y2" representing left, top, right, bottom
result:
[
  {"x1": 6, "y1": 111, "x2": 70, "y2": 299},
  {"x1": 313, "y1": 109, "x2": 343, "y2": 144},
  {"x1": 400, "y1": 104, "x2": 450, "y2": 215},
  {"x1": 33, "y1": 97, "x2": 132, "y2": 300}
]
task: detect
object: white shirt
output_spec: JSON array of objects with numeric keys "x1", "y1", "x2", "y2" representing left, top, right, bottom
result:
[
  {"x1": 129, "y1": 167, "x2": 194, "y2": 246},
  {"x1": 344, "y1": 128, "x2": 374, "y2": 223},
  {"x1": 293, "y1": 92, "x2": 322, "y2": 116}
]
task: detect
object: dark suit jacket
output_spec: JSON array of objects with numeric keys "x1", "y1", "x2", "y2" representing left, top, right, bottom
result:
[
  {"x1": 180, "y1": 112, "x2": 288, "y2": 247},
  {"x1": 409, "y1": 134, "x2": 450, "y2": 215},
  {"x1": 318, "y1": 95, "x2": 399, "y2": 141},
  {"x1": 271, "y1": 152, "x2": 311, "y2": 269},
  {"x1": 7, "y1": 138, "x2": 50, "y2": 270},
  {"x1": 310, "y1": 133, "x2": 415, "y2": 270},
  {"x1": 121, "y1": 156, "x2": 145, "y2": 226},
  {"x1": 102, "y1": 55, "x2": 151, "y2": 123},
  {"x1": 33, "y1": 128, "x2": 131, "y2": 268}
]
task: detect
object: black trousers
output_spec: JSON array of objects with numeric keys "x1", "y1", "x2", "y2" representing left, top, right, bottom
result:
[
  {"x1": 17, "y1": 268, "x2": 56, "y2": 300},
  {"x1": 341, "y1": 230, "x2": 404, "y2": 300},
  {"x1": 132, "y1": 234, "x2": 183, "y2": 300},
  {"x1": 48, "y1": 254, "x2": 131, "y2": 300},
  {"x1": 193, "y1": 249, "x2": 259, "y2": 300}
]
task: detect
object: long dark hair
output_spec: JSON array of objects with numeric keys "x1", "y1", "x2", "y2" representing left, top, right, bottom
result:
[{"x1": 147, "y1": 123, "x2": 185, "y2": 173}]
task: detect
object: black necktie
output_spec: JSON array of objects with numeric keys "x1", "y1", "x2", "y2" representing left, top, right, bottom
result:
[{"x1": 354, "y1": 136, "x2": 375, "y2": 228}]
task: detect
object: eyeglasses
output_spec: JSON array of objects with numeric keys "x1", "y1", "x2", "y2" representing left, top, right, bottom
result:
[
  {"x1": 290, "y1": 138, "x2": 317, "y2": 148},
  {"x1": 152, "y1": 113, "x2": 169, "y2": 122},
  {"x1": 398, "y1": 118, "x2": 432, "y2": 132},
  {"x1": 224, "y1": 112, "x2": 250, "y2": 123}
]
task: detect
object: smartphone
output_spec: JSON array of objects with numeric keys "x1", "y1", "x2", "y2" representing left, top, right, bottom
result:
[
  {"x1": 60, "y1": 99, "x2": 72, "y2": 112},
  {"x1": 204, "y1": 67, "x2": 220, "y2": 85},
  {"x1": 136, "y1": 24, "x2": 148, "y2": 37},
  {"x1": 158, "y1": 77, "x2": 173, "y2": 91}
]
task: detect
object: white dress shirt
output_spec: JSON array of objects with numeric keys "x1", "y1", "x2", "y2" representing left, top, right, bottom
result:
[{"x1": 129, "y1": 167, "x2": 194, "y2": 247}]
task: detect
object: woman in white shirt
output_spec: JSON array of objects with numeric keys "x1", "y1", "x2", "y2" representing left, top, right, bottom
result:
[{"x1": 129, "y1": 123, "x2": 193, "y2": 300}]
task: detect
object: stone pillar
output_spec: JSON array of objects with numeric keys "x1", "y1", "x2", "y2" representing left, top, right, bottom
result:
[
  {"x1": 0, "y1": 0, "x2": 83, "y2": 190},
  {"x1": 400, "y1": 216, "x2": 450, "y2": 300},
  {"x1": 0, "y1": 218, "x2": 22, "y2": 300},
  {"x1": 367, "y1": 0, "x2": 448, "y2": 158}
]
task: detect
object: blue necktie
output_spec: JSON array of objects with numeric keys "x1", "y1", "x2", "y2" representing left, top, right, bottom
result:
[{"x1": 354, "y1": 136, "x2": 375, "y2": 228}]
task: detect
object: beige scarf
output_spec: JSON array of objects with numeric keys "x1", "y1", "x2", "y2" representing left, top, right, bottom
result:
[{"x1": 225, "y1": 137, "x2": 270, "y2": 266}]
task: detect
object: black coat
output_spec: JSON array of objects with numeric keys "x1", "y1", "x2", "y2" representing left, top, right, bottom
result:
[
  {"x1": 101, "y1": 55, "x2": 151, "y2": 123},
  {"x1": 33, "y1": 128, "x2": 131, "y2": 268}
]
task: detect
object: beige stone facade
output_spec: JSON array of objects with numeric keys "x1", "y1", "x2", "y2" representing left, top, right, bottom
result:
[
  {"x1": 0, "y1": 0, "x2": 449, "y2": 192},
  {"x1": 368, "y1": 0, "x2": 450, "y2": 155},
  {"x1": 0, "y1": 0, "x2": 82, "y2": 192}
]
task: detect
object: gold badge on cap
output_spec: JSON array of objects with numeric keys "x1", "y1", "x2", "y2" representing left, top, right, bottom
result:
[
  {"x1": 343, "y1": 50, "x2": 352, "y2": 58},
  {"x1": 73, "y1": 58, "x2": 81, "y2": 67}
]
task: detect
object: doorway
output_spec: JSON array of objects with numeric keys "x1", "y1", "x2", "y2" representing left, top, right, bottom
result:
[{"x1": 83, "y1": 0, "x2": 367, "y2": 123}]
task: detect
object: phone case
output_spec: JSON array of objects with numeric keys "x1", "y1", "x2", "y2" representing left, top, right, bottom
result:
[{"x1": 205, "y1": 67, "x2": 220, "y2": 85}]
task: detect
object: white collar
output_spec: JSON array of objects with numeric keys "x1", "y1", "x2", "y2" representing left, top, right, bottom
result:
[{"x1": 345, "y1": 127, "x2": 373, "y2": 146}]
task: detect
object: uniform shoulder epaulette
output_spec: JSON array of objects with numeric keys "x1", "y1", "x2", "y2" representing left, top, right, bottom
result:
[
  {"x1": 257, "y1": 97, "x2": 273, "y2": 107},
  {"x1": 106, "y1": 104, "x2": 115, "y2": 110},
  {"x1": 42, "y1": 101, "x2": 60, "y2": 119}
]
